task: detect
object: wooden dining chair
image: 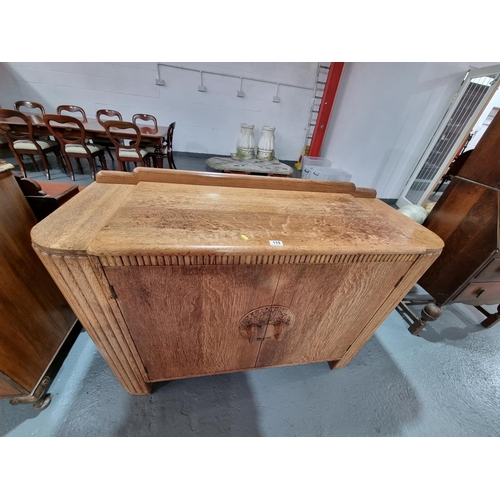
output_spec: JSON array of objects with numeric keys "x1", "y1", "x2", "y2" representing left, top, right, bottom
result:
[
  {"x1": 104, "y1": 121, "x2": 152, "y2": 171},
  {"x1": 0, "y1": 109, "x2": 65, "y2": 179},
  {"x1": 132, "y1": 114, "x2": 158, "y2": 133},
  {"x1": 14, "y1": 101, "x2": 50, "y2": 140},
  {"x1": 144, "y1": 122, "x2": 177, "y2": 169},
  {"x1": 14, "y1": 101, "x2": 46, "y2": 114},
  {"x1": 57, "y1": 105, "x2": 88, "y2": 123},
  {"x1": 165, "y1": 121, "x2": 177, "y2": 169},
  {"x1": 146, "y1": 122, "x2": 177, "y2": 170},
  {"x1": 94, "y1": 109, "x2": 123, "y2": 161},
  {"x1": 44, "y1": 114, "x2": 107, "y2": 181},
  {"x1": 131, "y1": 113, "x2": 159, "y2": 150}
]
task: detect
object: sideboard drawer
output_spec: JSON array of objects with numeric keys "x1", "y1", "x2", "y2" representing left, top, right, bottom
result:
[
  {"x1": 454, "y1": 282, "x2": 500, "y2": 305},
  {"x1": 471, "y1": 258, "x2": 500, "y2": 283}
]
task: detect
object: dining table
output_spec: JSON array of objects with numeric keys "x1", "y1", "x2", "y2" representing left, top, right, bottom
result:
[{"x1": 0, "y1": 113, "x2": 170, "y2": 169}]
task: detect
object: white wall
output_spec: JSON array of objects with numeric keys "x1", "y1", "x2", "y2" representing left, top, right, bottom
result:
[
  {"x1": 321, "y1": 62, "x2": 500, "y2": 199},
  {"x1": 5, "y1": 61, "x2": 500, "y2": 197},
  {"x1": 0, "y1": 62, "x2": 317, "y2": 161}
]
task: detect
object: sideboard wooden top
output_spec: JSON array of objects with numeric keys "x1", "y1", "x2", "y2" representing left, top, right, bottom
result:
[{"x1": 31, "y1": 169, "x2": 443, "y2": 257}]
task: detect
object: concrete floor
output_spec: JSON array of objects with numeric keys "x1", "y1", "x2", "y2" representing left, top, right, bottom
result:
[
  {"x1": 2, "y1": 302, "x2": 500, "y2": 436},
  {"x1": 2, "y1": 149, "x2": 500, "y2": 436}
]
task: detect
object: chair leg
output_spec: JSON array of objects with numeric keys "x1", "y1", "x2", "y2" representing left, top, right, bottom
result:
[
  {"x1": 106, "y1": 146, "x2": 114, "y2": 162},
  {"x1": 168, "y1": 151, "x2": 177, "y2": 169},
  {"x1": 117, "y1": 160, "x2": 125, "y2": 172},
  {"x1": 29, "y1": 155, "x2": 40, "y2": 171},
  {"x1": 99, "y1": 152, "x2": 107, "y2": 170},
  {"x1": 144, "y1": 156, "x2": 151, "y2": 168},
  {"x1": 12, "y1": 151, "x2": 27, "y2": 177},
  {"x1": 75, "y1": 158, "x2": 84, "y2": 174},
  {"x1": 55, "y1": 150, "x2": 66, "y2": 172},
  {"x1": 40, "y1": 153, "x2": 51, "y2": 180},
  {"x1": 64, "y1": 154, "x2": 76, "y2": 181},
  {"x1": 88, "y1": 156, "x2": 97, "y2": 181}
]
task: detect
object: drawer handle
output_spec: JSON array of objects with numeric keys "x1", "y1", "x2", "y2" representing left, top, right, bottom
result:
[{"x1": 475, "y1": 288, "x2": 486, "y2": 298}]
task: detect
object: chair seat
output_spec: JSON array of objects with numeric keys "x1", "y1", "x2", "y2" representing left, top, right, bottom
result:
[
  {"x1": 65, "y1": 144, "x2": 104, "y2": 154},
  {"x1": 145, "y1": 146, "x2": 168, "y2": 154},
  {"x1": 118, "y1": 148, "x2": 148, "y2": 159},
  {"x1": 13, "y1": 139, "x2": 58, "y2": 151}
]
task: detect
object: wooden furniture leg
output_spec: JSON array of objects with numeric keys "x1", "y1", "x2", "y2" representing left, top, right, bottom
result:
[
  {"x1": 75, "y1": 157, "x2": 84, "y2": 174},
  {"x1": 154, "y1": 144, "x2": 164, "y2": 168},
  {"x1": 29, "y1": 154, "x2": 40, "y2": 171},
  {"x1": 106, "y1": 146, "x2": 114, "y2": 162},
  {"x1": 63, "y1": 154, "x2": 76, "y2": 181},
  {"x1": 476, "y1": 305, "x2": 500, "y2": 328},
  {"x1": 39, "y1": 152, "x2": 52, "y2": 180},
  {"x1": 12, "y1": 150, "x2": 27, "y2": 177},
  {"x1": 56, "y1": 150, "x2": 67, "y2": 173},
  {"x1": 407, "y1": 302, "x2": 442, "y2": 335},
  {"x1": 99, "y1": 151, "x2": 107, "y2": 171}
]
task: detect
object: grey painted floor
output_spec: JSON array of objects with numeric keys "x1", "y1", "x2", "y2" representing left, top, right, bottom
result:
[
  {"x1": 2, "y1": 296, "x2": 500, "y2": 436},
  {"x1": 2, "y1": 148, "x2": 500, "y2": 436}
]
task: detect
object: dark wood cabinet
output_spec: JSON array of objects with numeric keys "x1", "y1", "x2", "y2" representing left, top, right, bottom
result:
[
  {"x1": 0, "y1": 164, "x2": 77, "y2": 409},
  {"x1": 411, "y1": 109, "x2": 500, "y2": 331}
]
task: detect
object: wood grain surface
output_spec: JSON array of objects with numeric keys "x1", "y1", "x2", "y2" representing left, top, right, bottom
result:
[
  {"x1": 331, "y1": 252, "x2": 440, "y2": 369},
  {"x1": 457, "y1": 110, "x2": 500, "y2": 189},
  {"x1": 419, "y1": 177, "x2": 498, "y2": 304},
  {"x1": 34, "y1": 250, "x2": 151, "y2": 394},
  {"x1": 30, "y1": 166, "x2": 443, "y2": 389},
  {"x1": 99, "y1": 253, "x2": 418, "y2": 267},
  {"x1": 0, "y1": 374, "x2": 23, "y2": 397},
  {"x1": 31, "y1": 183, "x2": 135, "y2": 254},
  {"x1": 96, "y1": 167, "x2": 377, "y2": 197},
  {"x1": 470, "y1": 257, "x2": 500, "y2": 283},
  {"x1": 85, "y1": 182, "x2": 442, "y2": 258},
  {"x1": 256, "y1": 261, "x2": 413, "y2": 367},
  {"x1": 0, "y1": 169, "x2": 76, "y2": 393},
  {"x1": 105, "y1": 264, "x2": 282, "y2": 381},
  {"x1": 454, "y1": 281, "x2": 500, "y2": 306}
]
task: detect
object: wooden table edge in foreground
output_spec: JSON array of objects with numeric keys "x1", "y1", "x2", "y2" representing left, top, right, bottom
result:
[{"x1": 31, "y1": 168, "x2": 443, "y2": 395}]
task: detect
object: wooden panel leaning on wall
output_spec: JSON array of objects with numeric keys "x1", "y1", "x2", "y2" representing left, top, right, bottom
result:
[
  {"x1": 31, "y1": 168, "x2": 444, "y2": 395},
  {"x1": 0, "y1": 162, "x2": 78, "y2": 409}
]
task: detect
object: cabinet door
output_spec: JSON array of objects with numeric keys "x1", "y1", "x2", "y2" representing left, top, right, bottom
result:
[
  {"x1": 105, "y1": 264, "x2": 281, "y2": 381},
  {"x1": 255, "y1": 261, "x2": 413, "y2": 368}
]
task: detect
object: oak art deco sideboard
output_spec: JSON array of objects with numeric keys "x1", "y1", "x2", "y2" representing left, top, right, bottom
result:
[{"x1": 31, "y1": 168, "x2": 443, "y2": 395}]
